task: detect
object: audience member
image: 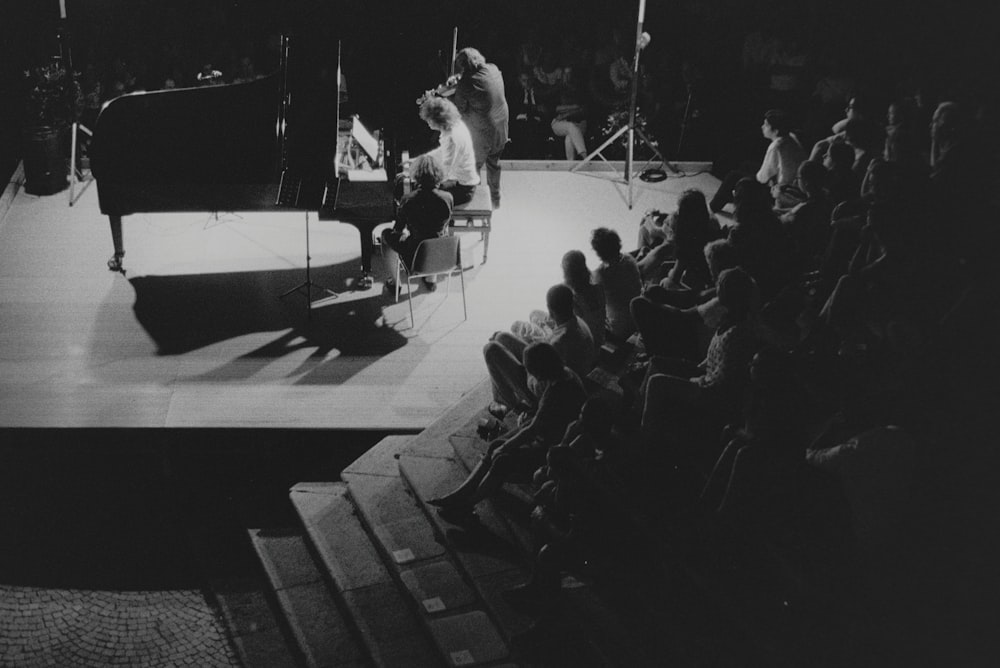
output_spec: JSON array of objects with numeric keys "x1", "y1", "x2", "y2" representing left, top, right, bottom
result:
[
  {"x1": 429, "y1": 342, "x2": 587, "y2": 524},
  {"x1": 591, "y1": 227, "x2": 643, "y2": 343}
]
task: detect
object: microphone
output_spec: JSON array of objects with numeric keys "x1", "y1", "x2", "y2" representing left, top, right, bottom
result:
[{"x1": 639, "y1": 32, "x2": 652, "y2": 49}]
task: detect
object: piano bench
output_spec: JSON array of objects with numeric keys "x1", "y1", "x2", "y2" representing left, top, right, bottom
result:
[{"x1": 449, "y1": 187, "x2": 493, "y2": 264}]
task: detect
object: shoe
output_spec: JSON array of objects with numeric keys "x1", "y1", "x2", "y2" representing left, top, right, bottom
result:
[
  {"x1": 491, "y1": 198, "x2": 501, "y2": 210},
  {"x1": 383, "y1": 278, "x2": 396, "y2": 292},
  {"x1": 487, "y1": 402, "x2": 509, "y2": 420},
  {"x1": 107, "y1": 253, "x2": 124, "y2": 272},
  {"x1": 422, "y1": 277, "x2": 437, "y2": 292}
]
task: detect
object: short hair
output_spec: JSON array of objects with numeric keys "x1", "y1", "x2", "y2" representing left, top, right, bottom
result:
[
  {"x1": 522, "y1": 341, "x2": 565, "y2": 381},
  {"x1": 546, "y1": 283, "x2": 575, "y2": 320},
  {"x1": 419, "y1": 96, "x2": 461, "y2": 131},
  {"x1": 704, "y1": 238, "x2": 740, "y2": 280},
  {"x1": 797, "y1": 159, "x2": 827, "y2": 191},
  {"x1": 827, "y1": 141, "x2": 856, "y2": 169},
  {"x1": 590, "y1": 227, "x2": 622, "y2": 262},
  {"x1": 454, "y1": 47, "x2": 486, "y2": 74},
  {"x1": 763, "y1": 109, "x2": 792, "y2": 135},
  {"x1": 408, "y1": 153, "x2": 444, "y2": 188},
  {"x1": 716, "y1": 267, "x2": 759, "y2": 321},
  {"x1": 561, "y1": 250, "x2": 591, "y2": 289}
]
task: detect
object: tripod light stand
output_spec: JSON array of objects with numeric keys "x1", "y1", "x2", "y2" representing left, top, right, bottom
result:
[{"x1": 571, "y1": 0, "x2": 676, "y2": 209}]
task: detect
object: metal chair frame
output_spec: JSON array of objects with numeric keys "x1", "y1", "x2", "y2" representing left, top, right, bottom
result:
[{"x1": 395, "y1": 235, "x2": 467, "y2": 328}]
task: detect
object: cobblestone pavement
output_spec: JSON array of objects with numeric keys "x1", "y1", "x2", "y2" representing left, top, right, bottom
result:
[{"x1": 0, "y1": 585, "x2": 240, "y2": 667}]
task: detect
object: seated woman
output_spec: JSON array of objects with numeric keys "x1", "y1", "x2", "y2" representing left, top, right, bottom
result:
[
  {"x1": 562, "y1": 250, "x2": 608, "y2": 349},
  {"x1": 591, "y1": 227, "x2": 643, "y2": 343},
  {"x1": 429, "y1": 342, "x2": 588, "y2": 524},
  {"x1": 380, "y1": 153, "x2": 453, "y2": 290},
  {"x1": 418, "y1": 96, "x2": 480, "y2": 205}
]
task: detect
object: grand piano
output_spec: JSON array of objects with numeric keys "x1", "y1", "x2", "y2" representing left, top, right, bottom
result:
[{"x1": 90, "y1": 36, "x2": 395, "y2": 282}]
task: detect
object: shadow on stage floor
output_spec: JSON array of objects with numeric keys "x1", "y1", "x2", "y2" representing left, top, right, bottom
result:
[{"x1": 124, "y1": 258, "x2": 407, "y2": 357}]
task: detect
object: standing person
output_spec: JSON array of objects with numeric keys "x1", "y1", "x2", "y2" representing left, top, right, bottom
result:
[
  {"x1": 419, "y1": 96, "x2": 480, "y2": 206},
  {"x1": 452, "y1": 47, "x2": 509, "y2": 209}
]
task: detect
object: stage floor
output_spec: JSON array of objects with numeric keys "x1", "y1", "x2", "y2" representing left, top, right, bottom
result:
[{"x1": 0, "y1": 163, "x2": 720, "y2": 430}]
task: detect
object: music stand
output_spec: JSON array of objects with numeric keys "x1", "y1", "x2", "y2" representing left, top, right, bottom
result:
[
  {"x1": 570, "y1": 0, "x2": 677, "y2": 209},
  {"x1": 278, "y1": 208, "x2": 338, "y2": 314}
]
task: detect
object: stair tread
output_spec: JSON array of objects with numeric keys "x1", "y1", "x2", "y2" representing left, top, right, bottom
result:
[
  {"x1": 399, "y1": 557, "x2": 478, "y2": 614},
  {"x1": 290, "y1": 482, "x2": 391, "y2": 591},
  {"x1": 343, "y1": 582, "x2": 444, "y2": 668},
  {"x1": 276, "y1": 583, "x2": 369, "y2": 668}
]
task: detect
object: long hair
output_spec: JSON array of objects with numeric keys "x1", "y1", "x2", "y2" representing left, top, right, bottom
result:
[
  {"x1": 419, "y1": 96, "x2": 461, "y2": 131},
  {"x1": 561, "y1": 250, "x2": 602, "y2": 312},
  {"x1": 408, "y1": 153, "x2": 445, "y2": 189}
]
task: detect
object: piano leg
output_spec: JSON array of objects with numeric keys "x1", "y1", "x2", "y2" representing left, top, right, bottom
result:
[{"x1": 107, "y1": 215, "x2": 125, "y2": 272}]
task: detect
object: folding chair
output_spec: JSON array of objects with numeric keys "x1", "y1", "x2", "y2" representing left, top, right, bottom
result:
[{"x1": 395, "y1": 235, "x2": 467, "y2": 328}]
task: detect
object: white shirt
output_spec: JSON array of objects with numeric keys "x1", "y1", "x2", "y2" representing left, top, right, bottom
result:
[
  {"x1": 756, "y1": 134, "x2": 805, "y2": 187},
  {"x1": 430, "y1": 120, "x2": 480, "y2": 186}
]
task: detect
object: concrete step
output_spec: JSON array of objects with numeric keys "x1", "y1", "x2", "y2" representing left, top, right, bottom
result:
[
  {"x1": 342, "y1": 466, "x2": 517, "y2": 666},
  {"x1": 211, "y1": 577, "x2": 301, "y2": 668},
  {"x1": 289, "y1": 482, "x2": 440, "y2": 668},
  {"x1": 248, "y1": 526, "x2": 369, "y2": 668}
]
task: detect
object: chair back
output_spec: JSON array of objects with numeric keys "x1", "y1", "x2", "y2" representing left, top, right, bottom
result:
[{"x1": 410, "y1": 235, "x2": 461, "y2": 276}]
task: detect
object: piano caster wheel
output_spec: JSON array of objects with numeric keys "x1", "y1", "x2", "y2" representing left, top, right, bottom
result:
[
  {"x1": 107, "y1": 253, "x2": 124, "y2": 273},
  {"x1": 357, "y1": 273, "x2": 374, "y2": 290}
]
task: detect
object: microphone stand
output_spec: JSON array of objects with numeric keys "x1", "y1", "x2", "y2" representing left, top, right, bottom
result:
[{"x1": 571, "y1": 0, "x2": 677, "y2": 209}]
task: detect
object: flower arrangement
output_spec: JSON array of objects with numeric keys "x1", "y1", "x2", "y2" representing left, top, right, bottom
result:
[
  {"x1": 600, "y1": 108, "x2": 659, "y2": 159},
  {"x1": 22, "y1": 57, "x2": 80, "y2": 129}
]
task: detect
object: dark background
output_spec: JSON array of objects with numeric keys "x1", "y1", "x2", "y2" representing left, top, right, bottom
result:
[{"x1": 2, "y1": 0, "x2": 997, "y2": 187}]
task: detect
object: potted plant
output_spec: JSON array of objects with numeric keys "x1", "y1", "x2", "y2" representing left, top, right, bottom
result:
[{"x1": 21, "y1": 56, "x2": 79, "y2": 195}]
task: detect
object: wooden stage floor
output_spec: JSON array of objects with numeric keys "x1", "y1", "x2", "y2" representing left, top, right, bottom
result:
[{"x1": 0, "y1": 163, "x2": 719, "y2": 431}]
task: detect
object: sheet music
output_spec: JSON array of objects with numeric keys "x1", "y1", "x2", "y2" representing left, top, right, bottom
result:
[{"x1": 351, "y1": 116, "x2": 379, "y2": 162}]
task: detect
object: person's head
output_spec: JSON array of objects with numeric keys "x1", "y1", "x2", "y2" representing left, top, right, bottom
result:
[
  {"x1": 887, "y1": 98, "x2": 915, "y2": 127},
  {"x1": 518, "y1": 71, "x2": 534, "y2": 91},
  {"x1": 522, "y1": 341, "x2": 565, "y2": 381},
  {"x1": 704, "y1": 238, "x2": 740, "y2": 283},
  {"x1": 732, "y1": 177, "x2": 773, "y2": 223},
  {"x1": 716, "y1": 267, "x2": 759, "y2": 323},
  {"x1": 844, "y1": 95, "x2": 868, "y2": 121},
  {"x1": 561, "y1": 250, "x2": 592, "y2": 289},
  {"x1": 419, "y1": 96, "x2": 461, "y2": 132},
  {"x1": 824, "y1": 140, "x2": 856, "y2": 172},
  {"x1": 673, "y1": 188, "x2": 714, "y2": 250},
  {"x1": 546, "y1": 283, "x2": 576, "y2": 323},
  {"x1": 797, "y1": 159, "x2": 827, "y2": 197},
  {"x1": 590, "y1": 227, "x2": 622, "y2": 263},
  {"x1": 408, "y1": 153, "x2": 445, "y2": 189},
  {"x1": 930, "y1": 101, "x2": 966, "y2": 148},
  {"x1": 454, "y1": 47, "x2": 486, "y2": 76},
  {"x1": 762, "y1": 109, "x2": 792, "y2": 138}
]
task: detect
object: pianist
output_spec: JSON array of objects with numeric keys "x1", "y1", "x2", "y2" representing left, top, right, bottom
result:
[{"x1": 418, "y1": 97, "x2": 479, "y2": 206}]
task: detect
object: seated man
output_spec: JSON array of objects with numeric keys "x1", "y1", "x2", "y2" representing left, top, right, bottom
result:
[
  {"x1": 381, "y1": 153, "x2": 453, "y2": 290},
  {"x1": 428, "y1": 341, "x2": 588, "y2": 524},
  {"x1": 487, "y1": 284, "x2": 596, "y2": 415},
  {"x1": 710, "y1": 109, "x2": 806, "y2": 213}
]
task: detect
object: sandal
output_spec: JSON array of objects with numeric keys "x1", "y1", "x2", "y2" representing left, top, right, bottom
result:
[{"x1": 107, "y1": 253, "x2": 124, "y2": 272}]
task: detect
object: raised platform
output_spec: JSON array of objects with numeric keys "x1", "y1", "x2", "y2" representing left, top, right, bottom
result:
[{"x1": 0, "y1": 165, "x2": 720, "y2": 431}]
